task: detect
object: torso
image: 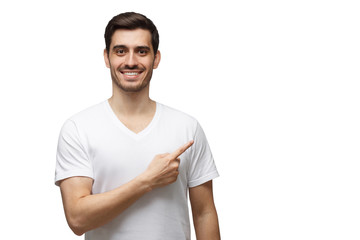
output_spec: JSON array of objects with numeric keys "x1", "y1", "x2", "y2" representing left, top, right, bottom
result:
[{"x1": 108, "y1": 99, "x2": 157, "y2": 134}]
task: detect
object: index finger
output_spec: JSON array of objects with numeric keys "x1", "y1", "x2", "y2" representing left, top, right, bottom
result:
[{"x1": 169, "y1": 140, "x2": 194, "y2": 159}]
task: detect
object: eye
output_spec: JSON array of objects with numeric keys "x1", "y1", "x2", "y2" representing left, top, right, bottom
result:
[
  {"x1": 138, "y1": 50, "x2": 148, "y2": 55},
  {"x1": 115, "y1": 49, "x2": 126, "y2": 55}
]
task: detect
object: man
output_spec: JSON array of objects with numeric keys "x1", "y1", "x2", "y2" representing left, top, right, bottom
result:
[{"x1": 55, "y1": 12, "x2": 220, "y2": 240}]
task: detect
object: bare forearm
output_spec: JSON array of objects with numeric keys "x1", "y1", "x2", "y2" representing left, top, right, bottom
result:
[
  {"x1": 66, "y1": 175, "x2": 151, "y2": 235},
  {"x1": 61, "y1": 141, "x2": 193, "y2": 236},
  {"x1": 193, "y1": 210, "x2": 221, "y2": 240}
]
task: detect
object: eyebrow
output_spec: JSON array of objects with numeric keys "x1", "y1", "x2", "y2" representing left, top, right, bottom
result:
[
  {"x1": 113, "y1": 45, "x2": 126, "y2": 50},
  {"x1": 137, "y1": 46, "x2": 151, "y2": 51},
  {"x1": 112, "y1": 45, "x2": 151, "y2": 51}
]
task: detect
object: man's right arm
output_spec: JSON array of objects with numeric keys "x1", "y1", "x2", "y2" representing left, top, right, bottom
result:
[{"x1": 59, "y1": 140, "x2": 193, "y2": 236}]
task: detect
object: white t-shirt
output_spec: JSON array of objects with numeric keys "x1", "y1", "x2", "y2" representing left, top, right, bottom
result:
[{"x1": 55, "y1": 100, "x2": 219, "y2": 240}]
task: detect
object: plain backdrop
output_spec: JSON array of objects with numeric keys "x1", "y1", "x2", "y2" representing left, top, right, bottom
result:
[{"x1": 0, "y1": 0, "x2": 359, "y2": 239}]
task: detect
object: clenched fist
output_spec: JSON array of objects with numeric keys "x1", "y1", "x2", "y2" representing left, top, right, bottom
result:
[{"x1": 143, "y1": 140, "x2": 194, "y2": 189}]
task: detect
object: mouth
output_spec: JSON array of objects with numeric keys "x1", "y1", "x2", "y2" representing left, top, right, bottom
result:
[
  {"x1": 123, "y1": 72, "x2": 140, "y2": 76},
  {"x1": 120, "y1": 70, "x2": 143, "y2": 79}
]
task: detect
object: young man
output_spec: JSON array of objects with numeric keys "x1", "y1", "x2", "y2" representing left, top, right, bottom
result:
[{"x1": 55, "y1": 12, "x2": 220, "y2": 240}]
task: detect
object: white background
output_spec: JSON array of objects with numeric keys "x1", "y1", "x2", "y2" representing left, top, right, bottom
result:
[{"x1": 0, "y1": 0, "x2": 359, "y2": 239}]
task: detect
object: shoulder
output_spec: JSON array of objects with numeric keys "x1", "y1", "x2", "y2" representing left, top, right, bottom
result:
[
  {"x1": 67, "y1": 101, "x2": 106, "y2": 123},
  {"x1": 60, "y1": 101, "x2": 107, "y2": 134},
  {"x1": 158, "y1": 102, "x2": 199, "y2": 129}
]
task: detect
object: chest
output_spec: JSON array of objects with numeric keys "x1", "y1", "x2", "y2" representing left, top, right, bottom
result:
[
  {"x1": 87, "y1": 127, "x2": 191, "y2": 193},
  {"x1": 117, "y1": 115, "x2": 154, "y2": 134}
]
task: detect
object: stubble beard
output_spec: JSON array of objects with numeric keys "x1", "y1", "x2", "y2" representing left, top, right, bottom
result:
[{"x1": 110, "y1": 66, "x2": 153, "y2": 93}]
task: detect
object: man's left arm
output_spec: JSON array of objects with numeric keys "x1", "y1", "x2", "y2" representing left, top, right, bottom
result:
[{"x1": 189, "y1": 180, "x2": 221, "y2": 240}]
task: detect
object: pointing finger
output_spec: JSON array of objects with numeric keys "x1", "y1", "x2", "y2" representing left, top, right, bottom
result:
[{"x1": 169, "y1": 140, "x2": 194, "y2": 159}]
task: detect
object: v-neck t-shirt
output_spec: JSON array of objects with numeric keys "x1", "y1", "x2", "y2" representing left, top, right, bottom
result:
[{"x1": 55, "y1": 100, "x2": 219, "y2": 240}]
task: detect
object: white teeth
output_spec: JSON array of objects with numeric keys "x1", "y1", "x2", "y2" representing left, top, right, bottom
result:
[{"x1": 124, "y1": 72, "x2": 139, "y2": 76}]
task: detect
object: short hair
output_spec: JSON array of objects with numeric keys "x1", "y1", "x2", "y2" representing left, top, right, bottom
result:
[{"x1": 104, "y1": 12, "x2": 159, "y2": 55}]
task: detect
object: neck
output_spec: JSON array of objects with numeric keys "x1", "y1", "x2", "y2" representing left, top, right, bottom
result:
[{"x1": 108, "y1": 83, "x2": 155, "y2": 116}]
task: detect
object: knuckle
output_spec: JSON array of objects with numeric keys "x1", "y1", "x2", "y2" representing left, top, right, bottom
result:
[
  {"x1": 171, "y1": 163, "x2": 179, "y2": 170},
  {"x1": 171, "y1": 176, "x2": 178, "y2": 183}
]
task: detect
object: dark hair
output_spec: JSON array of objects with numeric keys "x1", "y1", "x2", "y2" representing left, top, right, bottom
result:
[{"x1": 104, "y1": 12, "x2": 159, "y2": 55}]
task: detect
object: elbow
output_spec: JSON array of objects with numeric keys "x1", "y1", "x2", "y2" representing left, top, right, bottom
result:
[
  {"x1": 67, "y1": 215, "x2": 87, "y2": 236},
  {"x1": 69, "y1": 223, "x2": 86, "y2": 236},
  {"x1": 71, "y1": 226, "x2": 85, "y2": 237}
]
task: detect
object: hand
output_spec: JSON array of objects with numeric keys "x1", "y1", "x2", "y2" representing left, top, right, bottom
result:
[{"x1": 143, "y1": 140, "x2": 194, "y2": 189}]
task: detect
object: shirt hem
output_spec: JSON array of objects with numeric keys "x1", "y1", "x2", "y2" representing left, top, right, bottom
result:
[
  {"x1": 188, "y1": 171, "x2": 219, "y2": 188},
  {"x1": 55, "y1": 170, "x2": 94, "y2": 186}
]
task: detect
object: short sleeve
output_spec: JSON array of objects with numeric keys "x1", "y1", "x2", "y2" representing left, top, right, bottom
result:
[
  {"x1": 54, "y1": 119, "x2": 93, "y2": 186},
  {"x1": 187, "y1": 122, "x2": 219, "y2": 188}
]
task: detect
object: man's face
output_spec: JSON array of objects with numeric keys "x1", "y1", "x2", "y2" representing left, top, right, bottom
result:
[{"x1": 104, "y1": 28, "x2": 160, "y2": 93}]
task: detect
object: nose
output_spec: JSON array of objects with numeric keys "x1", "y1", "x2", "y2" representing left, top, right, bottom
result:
[{"x1": 125, "y1": 51, "x2": 138, "y2": 68}]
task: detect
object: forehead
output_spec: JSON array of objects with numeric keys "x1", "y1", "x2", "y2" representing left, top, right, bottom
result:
[{"x1": 110, "y1": 28, "x2": 152, "y2": 48}]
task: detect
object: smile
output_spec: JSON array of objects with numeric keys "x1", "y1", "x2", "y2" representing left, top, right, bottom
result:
[{"x1": 123, "y1": 72, "x2": 139, "y2": 76}]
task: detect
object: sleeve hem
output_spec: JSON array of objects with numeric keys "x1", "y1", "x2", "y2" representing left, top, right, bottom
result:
[
  {"x1": 55, "y1": 170, "x2": 94, "y2": 186},
  {"x1": 188, "y1": 171, "x2": 219, "y2": 188}
]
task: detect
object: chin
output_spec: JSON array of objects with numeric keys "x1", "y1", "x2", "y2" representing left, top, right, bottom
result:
[{"x1": 113, "y1": 80, "x2": 150, "y2": 93}]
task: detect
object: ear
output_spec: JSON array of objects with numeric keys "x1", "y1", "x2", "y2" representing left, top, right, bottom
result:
[
  {"x1": 104, "y1": 49, "x2": 110, "y2": 68},
  {"x1": 153, "y1": 50, "x2": 161, "y2": 69}
]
